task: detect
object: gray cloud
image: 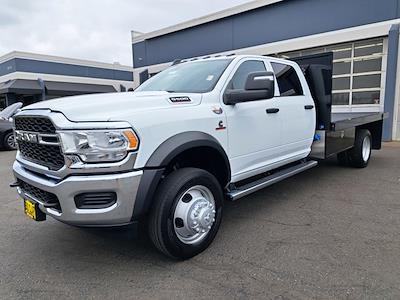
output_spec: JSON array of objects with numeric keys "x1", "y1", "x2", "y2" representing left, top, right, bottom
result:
[{"x1": 0, "y1": 0, "x2": 252, "y2": 65}]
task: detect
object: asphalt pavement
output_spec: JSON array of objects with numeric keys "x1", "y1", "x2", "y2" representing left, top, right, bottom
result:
[{"x1": 1, "y1": 144, "x2": 400, "y2": 299}]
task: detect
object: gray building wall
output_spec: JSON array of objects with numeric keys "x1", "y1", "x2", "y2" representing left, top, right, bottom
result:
[{"x1": 132, "y1": 0, "x2": 400, "y2": 68}]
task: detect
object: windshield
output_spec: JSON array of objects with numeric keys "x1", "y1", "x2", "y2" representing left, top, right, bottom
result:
[
  {"x1": 0, "y1": 102, "x2": 22, "y2": 119},
  {"x1": 136, "y1": 59, "x2": 232, "y2": 93}
]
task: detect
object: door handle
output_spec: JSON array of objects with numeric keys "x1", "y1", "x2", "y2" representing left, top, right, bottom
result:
[
  {"x1": 304, "y1": 105, "x2": 314, "y2": 110},
  {"x1": 266, "y1": 108, "x2": 279, "y2": 114}
]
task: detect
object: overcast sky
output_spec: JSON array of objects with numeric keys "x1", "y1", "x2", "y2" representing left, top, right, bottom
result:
[{"x1": 0, "y1": 0, "x2": 253, "y2": 66}]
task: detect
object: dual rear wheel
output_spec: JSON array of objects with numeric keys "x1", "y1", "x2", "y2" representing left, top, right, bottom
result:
[{"x1": 337, "y1": 129, "x2": 372, "y2": 168}]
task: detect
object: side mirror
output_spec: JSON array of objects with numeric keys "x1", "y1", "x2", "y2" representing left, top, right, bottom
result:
[{"x1": 224, "y1": 71, "x2": 275, "y2": 105}]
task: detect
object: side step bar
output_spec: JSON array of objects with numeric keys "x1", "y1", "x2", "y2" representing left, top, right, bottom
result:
[{"x1": 227, "y1": 160, "x2": 318, "y2": 201}]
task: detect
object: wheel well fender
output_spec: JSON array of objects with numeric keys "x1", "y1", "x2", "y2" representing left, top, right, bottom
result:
[
  {"x1": 145, "y1": 131, "x2": 230, "y2": 170},
  {"x1": 132, "y1": 131, "x2": 230, "y2": 220},
  {"x1": 357, "y1": 120, "x2": 383, "y2": 150}
]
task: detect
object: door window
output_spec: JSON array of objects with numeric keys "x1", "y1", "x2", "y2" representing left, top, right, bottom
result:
[
  {"x1": 230, "y1": 60, "x2": 266, "y2": 90},
  {"x1": 271, "y1": 62, "x2": 303, "y2": 96}
]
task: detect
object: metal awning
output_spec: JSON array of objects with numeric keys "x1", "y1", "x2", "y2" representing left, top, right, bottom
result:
[
  {"x1": 0, "y1": 79, "x2": 42, "y2": 94},
  {"x1": 45, "y1": 81, "x2": 117, "y2": 96}
]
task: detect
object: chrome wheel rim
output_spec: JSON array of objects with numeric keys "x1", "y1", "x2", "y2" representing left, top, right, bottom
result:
[
  {"x1": 362, "y1": 136, "x2": 371, "y2": 162},
  {"x1": 173, "y1": 185, "x2": 216, "y2": 245},
  {"x1": 6, "y1": 134, "x2": 16, "y2": 149}
]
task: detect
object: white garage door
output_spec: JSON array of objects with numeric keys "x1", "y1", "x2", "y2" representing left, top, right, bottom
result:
[{"x1": 278, "y1": 38, "x2": 387, "y2": 113}]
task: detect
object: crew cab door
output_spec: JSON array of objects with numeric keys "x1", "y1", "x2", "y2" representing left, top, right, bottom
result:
[
  {"x1": 222, "y1": 59, "x2": 282, "y2": 182},
  {"x1": 268, "y1": 60, "x2": 316, "y2": 158}
]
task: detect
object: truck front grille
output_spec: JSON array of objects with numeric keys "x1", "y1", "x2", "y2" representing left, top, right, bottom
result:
[
  {"x1": 15, "y1": 116, "x2": 56, "y2": 133},
  {"x1": 18, "y1": 141, "x2": 65, "y2": 170},
  {"x1": 18, "y1": 179, "x2": 62, "y2": 212},
  {"x1": 15, "y1": 116, "x2": 65, "y2": 170}
]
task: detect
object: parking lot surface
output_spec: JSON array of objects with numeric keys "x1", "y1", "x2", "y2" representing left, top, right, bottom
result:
[{"x1": 1, "y1": 144, "x2": 400, "y2": 299}]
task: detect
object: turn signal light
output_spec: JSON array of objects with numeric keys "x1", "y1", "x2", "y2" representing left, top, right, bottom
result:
[{"x1": 124, "y1": 130, "x2": 139, "y2": 150}]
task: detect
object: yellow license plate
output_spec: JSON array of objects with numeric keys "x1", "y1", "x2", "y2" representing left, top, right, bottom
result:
[{"x1": 24, "y1": 199, "x2": 37, "y2": 220}]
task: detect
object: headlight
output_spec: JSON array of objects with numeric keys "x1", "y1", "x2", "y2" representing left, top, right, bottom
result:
[{"x1": 58, "y1": 129, "x2": 139, "y2": 163}]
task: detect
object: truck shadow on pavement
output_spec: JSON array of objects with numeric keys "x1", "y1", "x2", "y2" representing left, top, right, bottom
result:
[
  {"x1": 26, "y1": 155, "x2": 380, "y2": 268},
  {"x1": 44, "y1": 158, "x2": 343, "y2": 263}
]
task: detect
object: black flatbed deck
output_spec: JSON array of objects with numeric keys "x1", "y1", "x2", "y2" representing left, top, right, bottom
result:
[
  {"x1": 331, "y1": 112, "x2": 387, "y2": 131},
  {"x1": 293, "y1": 52, "x2": 387, "y2": 159}
]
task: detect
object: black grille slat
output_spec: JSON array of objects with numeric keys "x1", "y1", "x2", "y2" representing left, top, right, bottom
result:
[
  {"x1": 15, "y1": 116, "x2": 56, "y2": 133},
  {"x1": 18, "y1": 179, "x2": 61, "y2": 212},
  {"x1": 15, "y1": 116, "x2": 65, "y2": 170},
  {"x1": 74, "y1": 192, "x2": 117, "y2": 209},
  {"x1": 18, "y1": 141, "x2": 64, "y2": 170}
]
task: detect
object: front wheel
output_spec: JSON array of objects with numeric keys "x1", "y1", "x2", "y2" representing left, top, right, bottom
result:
[{"x1": 148, "y1": 168, "x2": 223, "y2": 259}]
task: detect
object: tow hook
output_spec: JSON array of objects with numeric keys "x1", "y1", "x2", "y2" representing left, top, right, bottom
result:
[{"x1": 9, "y1": 182, "x2": 20, "y2": 188}]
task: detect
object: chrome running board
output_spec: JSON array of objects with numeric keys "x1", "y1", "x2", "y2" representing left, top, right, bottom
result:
[{"x1": 227, "y1": 160, "x2": 318, "y2": 201}]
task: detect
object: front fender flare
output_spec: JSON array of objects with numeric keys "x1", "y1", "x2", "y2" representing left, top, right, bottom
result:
[{"x1": 132, "y1": 131, "x2": 230, "y2": 220}]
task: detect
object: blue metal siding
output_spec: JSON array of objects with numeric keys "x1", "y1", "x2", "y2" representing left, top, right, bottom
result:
[
  {"x1": 136, "y1": 18, "x2": 233, "y2": 67},
  {"x1": 133, "y1": 42, "x2": 147, "y2": 67},
  {"x1": 383, "y1": 24, "x2": 399, "y2": 141},
  {"x1": 133, "y1": 0, "x2": 400, "y2": 68},
  {"x1": 0, "y1": 59, "x2": 16, "y2": 77},
  {"x1": 0, "y1": 58, "x2": 133, "y2": 81},
  {"x1": 232, "y1": 0, "x2": 398, "y2": 49},
  {"x1": 15, "y1": 58, "x2": 133, "y2": 81}
]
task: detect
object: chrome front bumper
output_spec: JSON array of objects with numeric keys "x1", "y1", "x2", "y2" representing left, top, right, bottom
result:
[{"x1": 13, "y1": 160, "x2": 143, "y2": 226}]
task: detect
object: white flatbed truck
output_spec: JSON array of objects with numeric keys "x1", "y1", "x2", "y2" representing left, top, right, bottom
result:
[{"x1": 11, "y1": 53, "x2": 386, "y2": 259}]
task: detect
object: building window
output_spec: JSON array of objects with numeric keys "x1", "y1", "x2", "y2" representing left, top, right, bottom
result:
[
  {"x1": 0, "y1": 96, "x2": 7, "y2": 110},
  {"x1": 149, "y1": 72, "x2": 159, "y2": 78},
  {"x1": 271, "y1": 62, "x2": 303, "y2": 96},
  {"x1": 276, "y1": 38, "x2": 385, "y2": 108}
]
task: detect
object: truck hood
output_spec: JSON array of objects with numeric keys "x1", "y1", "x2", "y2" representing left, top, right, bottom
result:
[{"x1": 23, "y1": 91, "x2": 202, "y2": 122}]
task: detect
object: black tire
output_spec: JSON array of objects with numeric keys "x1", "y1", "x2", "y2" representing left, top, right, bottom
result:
[
  {"x1": 148, "y1": 168, "x2": 223, "y2": 259},
  {"x1": 3, "y1": 131, "x2": 17, "y2": 150},
  {"x1": 348, "y1": 129, "x2": 372, "y2": 168}
]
